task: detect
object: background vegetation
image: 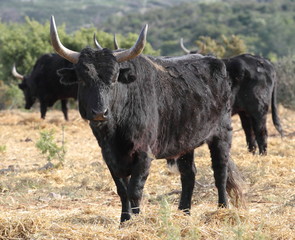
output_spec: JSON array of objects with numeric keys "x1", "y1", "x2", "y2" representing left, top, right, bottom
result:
[{"x1": 0, "y1": 0, "x2": 294, "y2": 109}]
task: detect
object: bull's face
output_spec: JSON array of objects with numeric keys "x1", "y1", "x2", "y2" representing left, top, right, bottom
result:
[
  {"x1": 59, "y1": 48, "x2": 120, "y2": 121},
  {"x1": 58, "y1": 48, "x2": 136, "y2": 122},
  {"x1": 18, "y1": 78, "x2": 36, "y2": 109},
  {"x1": 12, "y1": 65, "x2": 36, "y2": 109}
]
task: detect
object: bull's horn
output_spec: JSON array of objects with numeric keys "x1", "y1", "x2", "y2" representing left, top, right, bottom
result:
[
  {"x1": 180, "y1": 38, "x2": 190, "y2": 54},
  {"x1": 93, "y1": 33, "x2": 103, "y2": 50},
  {"x1": 113, "y1": 34, "x2": 119, "y2": 50},
  {"x1": 50, "y1": 15, "x2": 80, "y2": 64},
  {"x1": 12, "y1": 64, "x2": 24, "y2": 80},
  {"x1": 113, "y1": 24, "x2": 148, "y2": 63}
]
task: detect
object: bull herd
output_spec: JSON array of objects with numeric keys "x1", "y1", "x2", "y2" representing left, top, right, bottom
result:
[{"x1": 11, "y1": 16, "x2": 284, "y2": 223}]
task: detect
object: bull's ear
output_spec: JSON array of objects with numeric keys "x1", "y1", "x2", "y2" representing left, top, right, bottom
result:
[
  {"x1": 57, "y1": 68, "x2": 78, "y2": 85},
  {"x1": 118, "y1": 68, "x2": 136, "y2": 84}
]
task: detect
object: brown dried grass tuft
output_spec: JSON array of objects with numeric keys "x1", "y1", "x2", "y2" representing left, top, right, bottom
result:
[{"x1": 0, "y1": 107, "x2": 294, "y2": 239}]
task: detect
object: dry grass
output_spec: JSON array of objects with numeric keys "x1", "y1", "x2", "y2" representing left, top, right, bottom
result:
[{"x1": 0, "y1": 107, "x2": 294, "y2": 239}]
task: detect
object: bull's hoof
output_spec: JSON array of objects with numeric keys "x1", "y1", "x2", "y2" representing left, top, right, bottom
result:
[{"x1": 120, "y1": 213, "x2": 131, "y2": 223}]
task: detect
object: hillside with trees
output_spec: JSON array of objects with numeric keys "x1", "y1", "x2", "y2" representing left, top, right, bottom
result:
[
  {"x1": 1, "y1": 0, "x2": 294, "y2": 58},
  {"x1": 102, "y1": 0, "x2": 295, "y2": 58},
  {"x1": 0, "y1": 0, "x2": 294, "y2": 110}
]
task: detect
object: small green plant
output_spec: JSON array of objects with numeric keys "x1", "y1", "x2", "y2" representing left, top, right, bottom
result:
[
  {"x1": 0, "y1": 145, "x2": 6, "y2": 153},
  {"x1": 158, "y1": 198, "x2": 181, "y2": 240},
  {"x1": 36, "y1": 128, "x2": 66, "y2": 167}
]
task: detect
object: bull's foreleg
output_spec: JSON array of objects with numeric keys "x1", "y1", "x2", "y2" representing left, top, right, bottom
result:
[
  {"x1": 176, "y1": 151, "x2": 196, "y2": 214},
  {"x1": 61, "y1": 99, "x2": 69, "y2": 121},
  {"x1": 238, "y1": 112, "x2": 257, "y2": 154},
  {"x1": 40, "y1": 102, "x2": 47, "y2": 119},
  {"x1": 107, "y1": 167, "x2": 131, "y2": 222},
  {"x1": 128, "y1": 151, "x2": 151, "y2": 215},
  {"x1": 208, "y1": 130, "x2": 231, "y2": 208}
]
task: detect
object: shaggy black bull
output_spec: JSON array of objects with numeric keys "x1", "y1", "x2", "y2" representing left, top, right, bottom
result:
[
  {"x1": 180, "y1": 39, "x2": 284, "y2": 155},
  {"x1": 12, "y1": 54, "x2": 78, "y2": 120},
  {"x1": 50, "y1": 16, "x2": 243, "y2": 222}
]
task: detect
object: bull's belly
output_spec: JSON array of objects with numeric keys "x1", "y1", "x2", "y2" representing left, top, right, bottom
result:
[{"x1": 153, "y1": 125, "x2": 216, "y2": 159}]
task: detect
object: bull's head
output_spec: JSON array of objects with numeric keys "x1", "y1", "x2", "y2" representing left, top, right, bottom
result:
[
  {"x1": 12, "y1": 64, "x2": 36, "y2": 109},
  {"x1": 50, "y1": 16, "x2": 147, "y2": 122}
]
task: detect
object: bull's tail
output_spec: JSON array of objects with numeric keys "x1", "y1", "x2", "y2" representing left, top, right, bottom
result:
[
  {"x1": 271, "y1": 79, "x2": 284, "y2": 137},
  {"x1": 226, "y1": 158, "x2": 245, "y2": 208}
]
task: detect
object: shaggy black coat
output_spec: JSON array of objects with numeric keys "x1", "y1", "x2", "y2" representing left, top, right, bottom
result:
[
  {"x1": 58, "y1": 48, "x2": 243, "y2": 222},
  {"x1": 17, "y1": 53, "x2": 78, "y2": 120}
]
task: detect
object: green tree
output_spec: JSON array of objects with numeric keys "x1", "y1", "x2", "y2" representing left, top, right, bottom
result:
[{"x1": 195, "y1": 35, "x2": 247, "y2": 58}]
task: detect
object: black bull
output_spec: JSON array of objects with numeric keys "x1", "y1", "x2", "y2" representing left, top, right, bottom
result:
[
  {"x1": 51, "y1": 16, "x2": 244, "y2": 223},
  {"x1": 12, "y1": 54, "x2": 78, "y2": 120},
  {"x1": 180, "y1": 39, "x2": 284, "y2": 155}
]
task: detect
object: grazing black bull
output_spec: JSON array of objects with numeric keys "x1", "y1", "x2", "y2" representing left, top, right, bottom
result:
[
  {"x1": 50, "y1": 16, "x2": 243, "y2": 222},
  {"x1": 12, "y1": 54, "x2": 78, "y2": 120},
  {"x1": 180, "y1": 39, "x2": 284, "y2": 155}
]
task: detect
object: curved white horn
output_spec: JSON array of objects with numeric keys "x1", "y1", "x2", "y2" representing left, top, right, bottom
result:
[
  {"x1": 50, "y1": 15, "x2": 80, "y2": 64},
  {"x1": 180, "y1": 38, "x2": 191, "y2": 54},
  {"x1": 93, "y1": 33, "x2": 103, "y2": 50},
  {"x1": 113, "y1": 34, "x2": 119, "y2": 50},
  {"x1": 113, "y1": 24, "x2": 148, "y2": 63},
  {"x1": 12, "y1": 64, "x2": 24, "y2": 80}
]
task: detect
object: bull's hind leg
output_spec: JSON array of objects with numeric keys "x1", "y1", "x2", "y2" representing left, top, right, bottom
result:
[
  {"x1": 238, "y1": 112, "x2": 257, "y2": 154},
  {"x1": 251, "y1": 114, "x2": 268, "y2": 155},
  {"x1": 175, "y1": 151, "x2": 196, "y2": 214},
  {"x1": 207, "y1": 124, "x2": 232, "y2": 208}
]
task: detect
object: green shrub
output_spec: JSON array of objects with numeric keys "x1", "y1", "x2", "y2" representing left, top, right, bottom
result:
[
  {"x1": 275, "y1": 56, "x2": 295, "y2": 110},
  {"x1": 0, "y1": 82, "x2": 24, "y2": 110},
  {"x1": 35, "y1": 128, "x2": 66, "y2": 166}
]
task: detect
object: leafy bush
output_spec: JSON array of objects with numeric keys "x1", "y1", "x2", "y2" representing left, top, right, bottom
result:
[
  {"x1": 275, "y1": 55, "x2": 295, "y2": 110},
  {"x1": 0, "y1": 82, "x2": 24, "y2": 110}
]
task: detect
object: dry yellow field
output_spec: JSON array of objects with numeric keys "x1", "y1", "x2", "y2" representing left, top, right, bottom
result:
[{"x1": 0, "y1": 107, "x2": 294, "y2": 239}]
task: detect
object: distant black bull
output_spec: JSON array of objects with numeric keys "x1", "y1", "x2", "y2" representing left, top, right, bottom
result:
[
  {"x1": 12, "y1": 54, "x2": 78, "y2": 120},
  {"x1": 180, "y1": 39, "x2": 284, "y2": 155},
  {"x1": 50, "y1": 16, "x2": 243, "y2": 223}
]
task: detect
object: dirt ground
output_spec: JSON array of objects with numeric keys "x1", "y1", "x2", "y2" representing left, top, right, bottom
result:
[{"x1": 0, "y1": 107, "x2": 294, "y2": 239}]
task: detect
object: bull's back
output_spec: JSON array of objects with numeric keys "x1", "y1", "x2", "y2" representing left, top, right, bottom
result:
[{"x1": 153, "y1": 57, "x2": 231, "y2": 158}]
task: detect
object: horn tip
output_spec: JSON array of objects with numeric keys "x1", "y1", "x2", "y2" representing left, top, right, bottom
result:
[
  {"x1": 144, "y1": 24, "x2": 148, "y2": 32},
  {"x1": 50, "y1": 15, "x2": 55, "y2": 22}
]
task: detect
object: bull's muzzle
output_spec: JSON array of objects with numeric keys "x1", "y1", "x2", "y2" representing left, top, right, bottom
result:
[{"x1": 92, "y1": 108, "x2": 108, "y2": 121}]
